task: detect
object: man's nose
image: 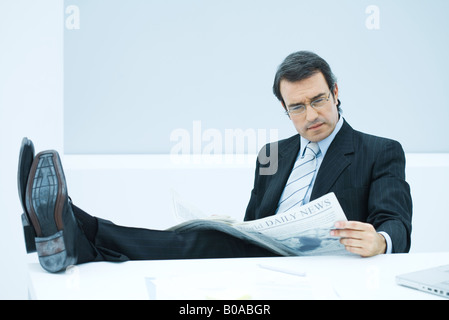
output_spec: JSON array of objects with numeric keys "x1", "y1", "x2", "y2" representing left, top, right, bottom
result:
[{"x1": 305, "y1": 105, "x2": 319, "y2": 122}]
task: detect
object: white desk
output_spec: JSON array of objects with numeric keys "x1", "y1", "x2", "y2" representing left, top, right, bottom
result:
[{"x1": 27, "y1": 252, "x2": 449, "y2": 300}]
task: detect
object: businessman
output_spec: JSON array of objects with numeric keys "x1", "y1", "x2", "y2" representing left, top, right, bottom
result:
[{"x1": 18, "y1": 51, "x2": 412, "y2": 273}]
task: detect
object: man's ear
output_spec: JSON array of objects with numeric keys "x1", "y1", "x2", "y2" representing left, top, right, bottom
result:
[{"x1": 333, "y1": 83, "x2": 339, "y2": 102}]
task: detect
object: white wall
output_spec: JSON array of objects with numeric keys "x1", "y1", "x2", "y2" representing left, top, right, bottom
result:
[
  {"x1": 0, "y1": 0, "x2": 63, "y2": 299},
  {"x1": 405, "y1": 155, "x2": 449, "y2": 253},
  {"x1": 1, "y1": 0, "x2": 448, "y2": 299},
  {"x1": 63, "y1": 0, "x2": 449, "y2": 155}
]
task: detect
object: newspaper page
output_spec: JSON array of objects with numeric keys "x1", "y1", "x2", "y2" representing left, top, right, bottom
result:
[{"x1": 168, "y1": 191, "x2": 351, "y2": 256}]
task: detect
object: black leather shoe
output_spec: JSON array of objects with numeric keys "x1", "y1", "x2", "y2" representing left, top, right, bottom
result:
[
  {"x1": 17, "y1": 137, "x2": 37, "y2": 253},
  {"x1": 25, "y1": 150, "x2": 79, "y2": 272}
]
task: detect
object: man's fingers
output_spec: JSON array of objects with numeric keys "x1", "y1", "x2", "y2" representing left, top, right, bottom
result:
[
  {"x1": 339, "y1": 237, "x2": 362, "y2": 247},
  {"x1": 339, "y1": 237, "x2": 372, "y2": 257},
  {"x1": 334, "y1": 220, "x2": 372, "y2": 231},
  {"x1": 330, "y1": 228, "x2": 362, "y2": 239},
  {"x1": 331, "y1": 221, "x2": 385, "y2": 257},
  {"x1": 344, "y1": 245, "x2": 369, "y2": 257}
]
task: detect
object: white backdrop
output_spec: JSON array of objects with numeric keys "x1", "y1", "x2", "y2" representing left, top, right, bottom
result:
[{"x1": 64, "y1": 0, "x2": 449, "y2": 154}]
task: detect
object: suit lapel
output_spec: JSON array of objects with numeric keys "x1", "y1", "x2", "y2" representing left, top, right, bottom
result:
[
  {"x1": 310, "y1": 120, "x2": 354, "y2": 200},
  {"x1": 257, "y1": 120, "x2": 355, "y2": 217},
  {"x1": 258, "y1": 135, "x2": 300, "y2": 218}
]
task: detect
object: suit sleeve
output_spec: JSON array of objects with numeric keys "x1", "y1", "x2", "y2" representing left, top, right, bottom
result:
[
  {"x1": 244, "y1": 147, "x2": 263, "y2": 222},
  {"x1": 367, "y1": 139, "x2": 412, "y2": 253}
]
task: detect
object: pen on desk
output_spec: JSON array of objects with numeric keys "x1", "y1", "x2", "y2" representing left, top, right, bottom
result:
[{"x1": 258, "y1": 264, "x2": 307, "y2": 277}]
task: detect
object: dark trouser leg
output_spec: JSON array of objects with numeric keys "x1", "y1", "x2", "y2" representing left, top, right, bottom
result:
[
  {"x1": 95, "y1": 219, "x2": 279, "y2": 260},
  {"x1": 72, "y1": 204, "x2": 279, "y2": 264}
]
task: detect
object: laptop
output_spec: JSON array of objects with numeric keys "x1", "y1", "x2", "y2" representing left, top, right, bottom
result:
[{"x1": 396, "y1": 265, "x2": 449, "y2": 299}]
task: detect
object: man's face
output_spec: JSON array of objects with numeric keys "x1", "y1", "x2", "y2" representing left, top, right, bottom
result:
[{"x1": 280, "y1": 72, "x2": 340, "y2": 142}]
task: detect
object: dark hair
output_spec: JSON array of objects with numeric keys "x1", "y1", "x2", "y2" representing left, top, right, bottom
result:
[{"x1": 273, "y1": 51, "x2": 341, "y2": 112}]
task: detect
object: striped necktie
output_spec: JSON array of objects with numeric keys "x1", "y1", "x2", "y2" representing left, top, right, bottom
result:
[{"x1": 276, "y1": 142, "x2": 320, "y2": 214}]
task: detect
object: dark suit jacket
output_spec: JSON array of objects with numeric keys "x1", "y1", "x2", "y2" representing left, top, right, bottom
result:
[{"x1": 244, "y1": 120, "x2": 412, "y2": 253}]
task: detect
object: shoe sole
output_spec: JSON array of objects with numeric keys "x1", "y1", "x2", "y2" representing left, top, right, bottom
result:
[
  {"x1": 17, "y1": 137, "x2": 37, "y2": 253},
  {"x1": 26, "y1": 151, "x2": 75, "y2": 272},
  {"x1": 18, "y1": 137, "x2": 34, "y2": 209}
]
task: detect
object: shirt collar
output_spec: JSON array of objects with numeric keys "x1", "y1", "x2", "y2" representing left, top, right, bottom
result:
[{"x1": 299, "y1": 115, "x2": 344, "y2": 157}]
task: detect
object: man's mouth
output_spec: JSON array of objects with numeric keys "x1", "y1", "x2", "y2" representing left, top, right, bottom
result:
[{"x1": 308, "y1": 122, "x2": 323, "y2": 130}]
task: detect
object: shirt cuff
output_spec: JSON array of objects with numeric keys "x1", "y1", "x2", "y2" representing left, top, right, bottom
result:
[{"x1": 378, "y1": 231, "x2": 393, "y2": 254}]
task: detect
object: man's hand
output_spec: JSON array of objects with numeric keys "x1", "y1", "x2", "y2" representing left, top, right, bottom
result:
[{"x1": 330, "y1": 221, "x2": 386, "y2": 257}]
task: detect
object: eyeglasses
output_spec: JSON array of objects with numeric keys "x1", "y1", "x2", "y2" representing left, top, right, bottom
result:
[{"x1": 285, "y1": 91, "x2": 332, "y2": 116}]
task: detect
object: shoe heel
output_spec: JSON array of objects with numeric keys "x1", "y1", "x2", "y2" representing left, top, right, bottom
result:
[
  {"x1": 35, "y1": 230, "x2": 76, "y2": 273},
  {"x1": 21, "y1": 213, "x2": 36, "y2": 253}
]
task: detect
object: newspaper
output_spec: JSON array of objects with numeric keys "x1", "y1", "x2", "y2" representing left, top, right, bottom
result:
[{"x1": 168, "y1": 191, "x2": 351, "y2": 256}]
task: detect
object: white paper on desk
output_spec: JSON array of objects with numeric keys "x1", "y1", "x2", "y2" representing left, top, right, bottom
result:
[{"x1": 145, "y1": 269, "x2": 338, "y2": 300}]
